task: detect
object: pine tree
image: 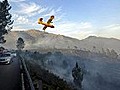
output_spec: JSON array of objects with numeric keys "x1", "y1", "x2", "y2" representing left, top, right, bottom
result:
[
  {"x1": 16, "y1": 37, "x2": 25, "y2": 50},
  {"x1": 0, "y1": 0, "x2": 13, "y2": 43},
  {"x1": 101, "y1": 48, "x2": 106, "y2": 56},
  {"x1": 111, "y1": 49, "x2": 118, "y2": 59},
  {"x1": 72, "y1": 62, "x2": 83, "y2": 88},
  {"x1": 106, "y1": 48, "x2": 111, "y2": 57}
]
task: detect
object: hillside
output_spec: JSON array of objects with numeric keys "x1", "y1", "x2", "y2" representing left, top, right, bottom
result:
[
  {"x1": 20, "y1": 50, "x2": 120, "y2": 90},
  {"x1": 2, "y1": 29, "x2": 120, "y2": 53}
]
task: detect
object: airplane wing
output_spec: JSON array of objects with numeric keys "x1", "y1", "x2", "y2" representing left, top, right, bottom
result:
[
  {"x1": 43, "y1": 26, "x2": 47, "y2": 30},
  {"x1": 38, "y1": 18, "x2": 43, "y2": 24},
  {"x1": 47, "y1": 16, "x2": 54, "y2": 24},
  {"x1": 47, "y1": 18, "x2": 53, "y2": 24}
]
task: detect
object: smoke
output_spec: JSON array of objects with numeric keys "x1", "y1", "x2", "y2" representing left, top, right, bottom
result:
[{"x1": 21, "y1": 50, "x2": 120, "y2": 90}]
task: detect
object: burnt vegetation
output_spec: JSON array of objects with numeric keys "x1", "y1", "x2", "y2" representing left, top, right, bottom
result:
[
  {"x1": 19, "y1": 49, "x2": 120, "y2": 90},
  {"x1": 25, "y1": 60, "x2": 75, "y2": 90}
]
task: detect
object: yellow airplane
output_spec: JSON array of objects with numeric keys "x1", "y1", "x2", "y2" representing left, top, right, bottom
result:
[{"x1": 38, "y1": 15, "x2": 55, "y2": 31}]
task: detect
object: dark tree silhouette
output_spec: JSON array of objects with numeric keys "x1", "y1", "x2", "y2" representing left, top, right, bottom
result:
[
  {"x1": 0, "y1": 0, "x2": 13, "y2": 43},
  {"x1": 72, "y1": 62, "x2": 83, "y2": 88},
  {"x1": 16, "y1": 37, "x2": 25, "y2": 50},
  {"x1": 110, "y1": 49, "x2": 118, "y2": 59},
  {"x1": 74, "y1": 46, "x2": 78, "y2": 49}
]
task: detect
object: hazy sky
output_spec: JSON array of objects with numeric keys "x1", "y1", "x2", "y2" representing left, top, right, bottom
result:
[{"x1": 2, "y1": 0, "x2": 120, "y2": 40}]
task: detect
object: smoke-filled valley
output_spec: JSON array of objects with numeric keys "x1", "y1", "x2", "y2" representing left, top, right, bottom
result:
[
  {"x1": 20, "y1": 49, "x2": 120, "y2": 90},
  {"x1": 2, "y1": 30, "x2": 120, "y2": 90}
]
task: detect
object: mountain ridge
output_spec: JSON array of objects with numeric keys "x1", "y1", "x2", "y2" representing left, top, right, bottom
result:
[{"x1": 1, "y1": 29, "x2": 120, "y2": 54}]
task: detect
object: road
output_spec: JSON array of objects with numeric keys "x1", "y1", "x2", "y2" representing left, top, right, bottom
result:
[{"x1": 0, "y1": 57, "x2": 21, "y2": 90}]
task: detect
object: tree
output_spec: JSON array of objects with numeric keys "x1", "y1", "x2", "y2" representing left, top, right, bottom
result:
[
  {"x1": 74, "y1": 46, "x2": 78, "y2": 49},
  {"x1": 110, "y1": 49, "x2": 118, "y2": 59},
  {"x1": 16, "y1": 37, "x2": 25, "y2": 50},
  {"x1": 92, "y1": 46, "x2": 96, "y2": 52},
  {"x1": 72, "y1": 62, "x2": 83, "y2": 88},
  {"x1": 101, "y1": 48, "x2": 106, "y2": 56},
  {"x1": 0, "y1": 0, "x2": 13, "y2": 43},
  {"x1": 0, "y1": 46, "x2": 5, "y2": 53},
  {"x1": 106, "y1": 48, "x2": 111, "y2": 57}
]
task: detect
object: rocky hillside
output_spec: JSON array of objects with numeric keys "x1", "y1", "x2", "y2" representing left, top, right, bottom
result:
[{"x1": 2, "y1": 29, "x2": 120, "y2": 53}]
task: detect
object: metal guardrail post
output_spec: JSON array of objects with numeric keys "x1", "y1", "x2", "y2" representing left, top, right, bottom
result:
[
  {"x1": 20, "y1": 56, "x2": 35, "y2": 90},
  {"x1": 38, "y1": 80, "x2": 42, "y2": 90}
]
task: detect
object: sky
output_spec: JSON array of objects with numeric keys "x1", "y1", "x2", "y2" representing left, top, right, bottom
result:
[{"x1": 1, "y1": 0, "x2": 120, "y2": 40}]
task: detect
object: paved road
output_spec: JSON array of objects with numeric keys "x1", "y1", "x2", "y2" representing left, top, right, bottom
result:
[{"x1": 0, "y1": 57, "x2": 21, "y2": 90}]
